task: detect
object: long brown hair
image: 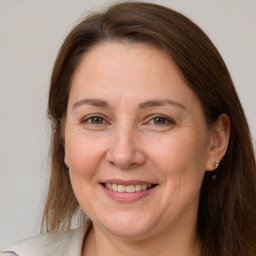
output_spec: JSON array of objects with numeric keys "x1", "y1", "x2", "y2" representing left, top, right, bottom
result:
[{"x1": 43, "y1": 2, "x2": 256, "y2": 255}]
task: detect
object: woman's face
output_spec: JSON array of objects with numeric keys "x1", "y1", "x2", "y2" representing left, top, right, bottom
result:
[{"x1": 65, "y1": 42, "x2": 213, "y2": 239}]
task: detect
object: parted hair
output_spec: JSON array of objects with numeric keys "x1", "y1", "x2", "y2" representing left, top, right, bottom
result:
[{"x1": 43, "y1": 2, "x2": 256, "y2": 255}]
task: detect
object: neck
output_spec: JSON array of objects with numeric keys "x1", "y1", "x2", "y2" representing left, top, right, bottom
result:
[{"x1": 82, "y1": 220, "x2": 201, "y2": 256}]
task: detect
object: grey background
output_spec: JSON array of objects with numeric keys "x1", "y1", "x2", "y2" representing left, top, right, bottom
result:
[{"x1": 0, "y1": 0, "x2": 255, "y2": 245}]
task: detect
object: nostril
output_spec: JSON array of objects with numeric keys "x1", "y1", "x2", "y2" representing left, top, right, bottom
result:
[{"x1": 106, "y1": 146, "x2": 147, "y2": 170}]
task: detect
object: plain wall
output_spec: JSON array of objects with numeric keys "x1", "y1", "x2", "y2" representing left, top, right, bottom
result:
[{"x1": 0, "y1": 0, "x2": 255, "y2": 245}]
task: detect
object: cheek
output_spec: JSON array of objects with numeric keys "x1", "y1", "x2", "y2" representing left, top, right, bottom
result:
[
  {"x1": 65, "y1": 131, "x2": 106, "y2": 212},
  {"x1": 148, "y1": 130, "x2": 208, "y2": 175},
  {"x1": 146, "y1": 129, "x2": 209, "y2": 207},
  {"x1": 65, "y1": 129, "x2": 106, "y2": 178},
  {"x1": 150, "y1": 132, "x2": 208, "y2": 215}
]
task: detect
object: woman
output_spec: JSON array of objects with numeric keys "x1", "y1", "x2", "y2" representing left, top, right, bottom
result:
[{"x1": 1, "y1": 2, "x2": 256, "y2": 256}]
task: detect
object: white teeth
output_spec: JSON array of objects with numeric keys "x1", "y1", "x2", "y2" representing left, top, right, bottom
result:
[
  {"x1": 118, "y1": 184, "x2": 126, "y2": 192},
  {"x1": 135, "y1": 184, "x2": 142, "y2": 192},
  {"x1": 105, "y1": 183, "x2": 153, "y2": 193},
  {"x1": 142, "y1": 184, "x2": 147, "y2": 191},
  {"x1": 107, "y1": 184, "x2": 112, "y2": 190},
  {"x1": 126, "y1": 185, "x2": 135, "y2": 192},
  {"x1": 112, "y1": 184, "x2": 118, "y2": 192}
]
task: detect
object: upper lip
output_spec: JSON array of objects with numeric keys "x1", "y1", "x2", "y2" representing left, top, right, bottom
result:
[{"x1": 101, "y1": 179, "x2": 157, "y2": 186}]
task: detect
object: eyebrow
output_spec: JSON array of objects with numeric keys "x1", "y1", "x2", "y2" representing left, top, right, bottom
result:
[
  {"x1": 138, "y1": 99, "x2": 186, "y2": 109},
  {"x1": 72, "y1": 98, "x2": 185, "y2": 111},
  {"x1": 72, "y1": 98, "x2": 109, "y2": 110}
]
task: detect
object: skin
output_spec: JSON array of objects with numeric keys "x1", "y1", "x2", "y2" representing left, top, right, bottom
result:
[{"x1": 64, "y1": 42, "x2": 230, "y2": 256}]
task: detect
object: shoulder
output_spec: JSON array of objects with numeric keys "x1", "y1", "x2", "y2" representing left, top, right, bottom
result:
[{"x1": 0, "y1": 225, "x2": 87, "y2": 256}]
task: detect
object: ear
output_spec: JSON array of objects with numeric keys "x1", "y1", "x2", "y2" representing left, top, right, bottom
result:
[
  {"x1": 64, "y1": 155, "x2": 69, "y2": 167},
  {"x1": 205, "y1": 114, "x2": 230, "y2": 171}
]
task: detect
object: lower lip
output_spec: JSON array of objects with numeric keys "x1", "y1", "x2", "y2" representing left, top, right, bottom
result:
[{"x1": 102, "y1": 185, "x2": 157, "y2": 203}]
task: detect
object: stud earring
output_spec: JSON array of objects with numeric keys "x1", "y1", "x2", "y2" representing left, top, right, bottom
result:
[
  {"x1": 64, "y1": 156, "x2": 69, "y2": 169},
  {"x1": 215, "y1": 160, "x2": 219, "y2": 169},
  {"x1": 212, "y1": 160, "x2": 219, "y2": 181}
]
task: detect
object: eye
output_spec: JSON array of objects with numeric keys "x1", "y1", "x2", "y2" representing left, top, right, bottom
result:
[
  {"x1": 82, "y1": 116, "x2": 107, "y2": 125},
  {"x1": 148, "y1": 115, "x2": 175, "y2": 125}
]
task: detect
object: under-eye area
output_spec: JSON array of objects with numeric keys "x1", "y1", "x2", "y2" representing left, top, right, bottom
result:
[{"x1": 101, "y1": 183, "x2": 158, "y2": 193}]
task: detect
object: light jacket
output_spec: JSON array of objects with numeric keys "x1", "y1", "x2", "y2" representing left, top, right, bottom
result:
[{"x1": 0, "y1": 225, "x2": 87, "y2": 256}]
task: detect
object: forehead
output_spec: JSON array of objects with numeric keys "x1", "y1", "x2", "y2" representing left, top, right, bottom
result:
[
  {"x1": 69, "y1": 41, "x2": 200, "y2": 110},
  {"x1": 74, "y1": 41, "x2": 182, "y2": 79}
]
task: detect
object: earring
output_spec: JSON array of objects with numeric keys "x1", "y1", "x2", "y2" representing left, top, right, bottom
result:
[
  {"x1": 212, "y1": 160, "x2": 219, "y2": 181},
  {"x1": 215, "y1": 160, "x2": 219, "y2": 169},
  {"x1": 64, "y1": 156, "x2": 69, "y2": 169}
]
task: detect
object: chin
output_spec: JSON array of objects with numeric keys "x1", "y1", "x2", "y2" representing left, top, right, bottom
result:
[{"x1": 96, "y1": 212, "x2": 157, "y2": 239}]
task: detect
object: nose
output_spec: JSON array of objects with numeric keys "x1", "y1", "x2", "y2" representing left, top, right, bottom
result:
[{"x1": 106, "y1": 125, "x2": 147, "y2": 170}]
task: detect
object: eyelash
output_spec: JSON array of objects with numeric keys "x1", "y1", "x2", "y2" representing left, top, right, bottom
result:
[
  {"x1": 81, "y1": 115, "x2": 108, "y2": 125},
  {"x1": 81, "y1": 114, "x2": 176, "y2": 126},
  {"x1": 147, "y1": 115, "x2": 176, "y2": 126}
]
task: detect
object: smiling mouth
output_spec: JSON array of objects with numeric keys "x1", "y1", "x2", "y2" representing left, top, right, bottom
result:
[{"x1": 102, "y1": 183, "x2": 158, "y2": 193}]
